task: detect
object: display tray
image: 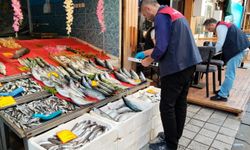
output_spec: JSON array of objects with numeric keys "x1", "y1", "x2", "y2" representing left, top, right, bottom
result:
[
  {"x1": 0, "y1": 81, "x2": 149, "y2": 138},
  {"x1": 0, "y1": 73, "x2": 50, "y2": 110}
]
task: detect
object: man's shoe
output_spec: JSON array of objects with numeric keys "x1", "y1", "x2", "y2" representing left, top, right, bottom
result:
[
  {"x1": 149, "y1": 142, "x2": 168, "y2": 150},
  {"x1": 210, "y1": 94, "x2": 228, "y2": 102},
  {"x1": 156, "y1": 132, "x2": 165, "y2": 141},
  {"x1": 215, "y1": 90, "x2": 229, "y2": 97}
]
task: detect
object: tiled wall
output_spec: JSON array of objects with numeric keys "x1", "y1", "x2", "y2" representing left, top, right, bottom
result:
[{"x1": 30, "y1": 0, "x2": 120, "y2": 57}]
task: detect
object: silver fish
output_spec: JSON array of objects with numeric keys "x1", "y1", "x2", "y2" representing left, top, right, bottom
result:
[
  {"x1": 104, "y1": 60, "x2": 114, "y2": 70},
  {"x1": 130, "y1": 69, "x2": 140, "y2": 80},
  {"x1": 0, "y1": 62, "x2": 6, "y2": 75}
]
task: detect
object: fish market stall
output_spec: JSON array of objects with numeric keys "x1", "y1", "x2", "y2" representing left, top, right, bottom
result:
[{"x1": 0, "y1": 37, "x2": 152, "y2": 150}]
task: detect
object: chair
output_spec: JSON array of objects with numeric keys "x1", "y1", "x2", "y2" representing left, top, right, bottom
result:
[
  {"x1": 203, "y1": 41, "x2": 224, "y2": 85},
  {"x1": 196, "y1": 46, "x2": 218, "y2": 97}
]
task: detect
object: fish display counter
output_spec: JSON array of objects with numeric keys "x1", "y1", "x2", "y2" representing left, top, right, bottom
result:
[{"x1": 0, "y1": 37, "x2": 152, "y2": 150}]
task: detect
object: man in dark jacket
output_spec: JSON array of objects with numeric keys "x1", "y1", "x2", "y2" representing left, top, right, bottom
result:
[
  {"x1": 203, "y1": 18, "x2": 249, "y2": 101},
  {"x1": 135, "y1": 0, "x2": 202, "y2": 149}
]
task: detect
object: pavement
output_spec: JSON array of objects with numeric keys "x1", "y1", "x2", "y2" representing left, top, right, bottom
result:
[{"x1": 141, "y1": 62, "x2": 250, "y2": 150}]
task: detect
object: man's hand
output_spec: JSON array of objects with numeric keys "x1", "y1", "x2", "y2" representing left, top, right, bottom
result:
[
  {"x1": 141, "y1": 57, "x2": 154, "y2": 67},
  {"x1": 135, "y1": 51, "x2": 145, "y2": 59}
]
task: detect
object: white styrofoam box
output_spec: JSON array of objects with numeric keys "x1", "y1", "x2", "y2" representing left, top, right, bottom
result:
[
  {"x1": 152, "y1": 115, "x2": 162, "y2": 130},
  {"x1": 134, "y1": 119, "x2": 152, "y2": 138},
  {"x1": 151, "y1": 102, "x2": 160, "y2": 117},
  {"x1": 136, "y1": 130, "x2": 151, "y2": 149},
  {"x1": 151, "y1": 124, "x2": 164, "y2": 140},
  {"x1": 28, "y1": 114, "x2": 118, "y2": 150},
  {"x1": 90, "y1": 98, "x2": 154, "y2": 139},
  {"x1": 117, "y1": 131, "x2": 137, "y2": 150}
]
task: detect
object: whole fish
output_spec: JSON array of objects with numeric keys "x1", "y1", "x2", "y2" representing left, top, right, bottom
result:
[
  {"x1": 130, "y1": 69, "x2": 140, "y2": 80},
  {"x1": 94, "y1": 57, "x2": 106, "y2": 67},
  {"x1": 139, "y1": 71, "x2": 146, "y2": 82},
  {"x1": 12, "y1": 48, "x2": 30, "y2": 59},
  {"x1": 93, "y1": 87, "x2": 111, "y2": 96},
  {"x1": 114, "y1": 71, "x2": 137, "y2": 85},
  {"x1": 82, "y1": 88, "x2": 105, "y2": 100},
  {"x1": 122, "y1": 68, "x2": 132, "y2": 78},
  {"x1": 81, "y1": 76, "x2": 92, "y2": 89},
  {"x1": 0, "y1": 62, "x2": 6, "y2": 75},
  {"x1": 114, "y1": 71, "x2": 130, "y2": 83},
  {"x1": 104, "y1": 60, "x2": 114, "y2": 70},
  {"x1": 123, "y1": 96, "x2": 142, "y2": 112},
  {"x1": 119, "y1": 68, "x2": 129, "y2": 78}
]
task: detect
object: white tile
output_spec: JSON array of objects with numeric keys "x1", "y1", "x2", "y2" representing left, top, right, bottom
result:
[
  {"x1": 187, "y1": 105, "x2": 201, "y2": 113},
  {"x1": 194, "y1": 134, "x2": 213, "y2": 146},
  {"x1": 199, "y1": 128, "x2": 217, "y2": 139},
  {"x1": 193, "y1": 113, "x2": 210, "y2": 122},
  {"x1": 207, "y1": 117, "x2": 225, "y2": 126},
  {"x1": 219, "y1": 127, "x2": 238, "y2": 137},
  {"x1": 211, "y1": 140, "x2": 232, "y2": 150},
  {"x1": 184, "y1": 123, "x2": 201, "y2": 133},
  {"x1": 187, "y1": 141, "x2": 209, "y2": 150},
  {"x1": 189, "y1": 119, "x2": 205, "y2": 127},
  {"x1": 185, "y1": 117, "x2": 191, "y2": 125},
  {"x1": 179, "y1": 136, "x2": 191, "y2": 147},
  {"x1": 223, "y1": 118, "x2": 241, "y2": 131},
  {"x1": 204, "y1": 123, "x2": 220, "y2": 132},
  {"x1": 177, "y1": 145, "x2": 186, "y2": 150},
  {"x1": 209, "y1": 147, "x2": 219, "y2": 150},
  {"x1": 182, "y1": 129, "x2": 197, "y2": 139},
  {"x1": 197, "y1": 108, "x2": 214, "y2": 116},
  {"x1": 187, "y1": 111, "x2": 196, "y2": 118},
  {"x1": 215, "y1": 134, "x2": 235, "y2": 145}
]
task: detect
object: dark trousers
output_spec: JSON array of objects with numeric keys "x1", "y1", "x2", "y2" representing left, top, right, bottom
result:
[{"x1": 160, "y1": 65, "x2": 195, "y2": 150}]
